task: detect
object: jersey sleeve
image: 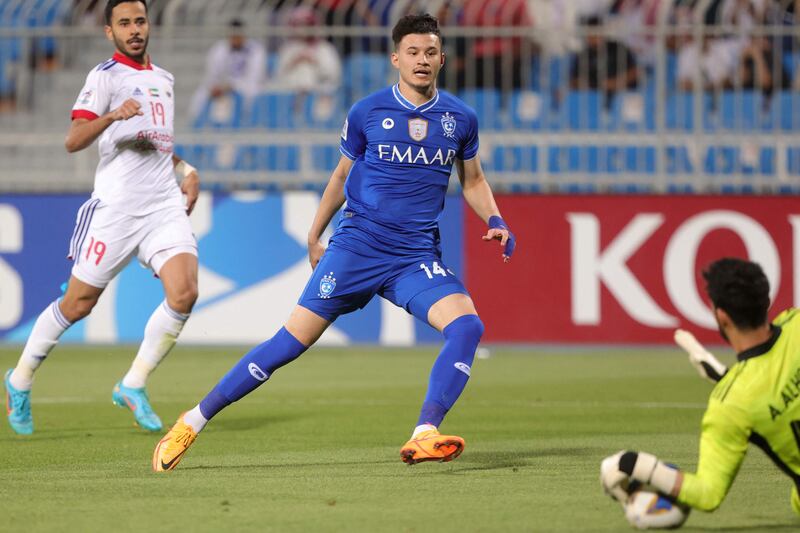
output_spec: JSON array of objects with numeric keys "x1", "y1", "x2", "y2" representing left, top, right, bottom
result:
[
  {"x1": 339, "y1": 103, "x2": 367, "y2": 161},
  {"x1": 459, "y1": 106, "x2": 480, "y2": 161},
  {"x1": 677, "y1": 399, "x2": 751, "y2": 512},
  {"x1": 71, "y1": 68, "x2": 113, "y2": 121}
]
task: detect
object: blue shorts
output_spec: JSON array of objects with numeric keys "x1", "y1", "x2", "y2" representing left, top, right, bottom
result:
[{"x1": 298, "y1": 236, "x2": 468, "y2": 323}]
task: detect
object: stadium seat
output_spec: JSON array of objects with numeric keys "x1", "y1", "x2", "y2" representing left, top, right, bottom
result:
[
  {"x1": 665, "y1": 92, "x2": 700, "y2": 130},
  {"x1": 716, "y1": 92, "x2": 761, "y2": 131},
  {"x1": 192, "y1": 91, "x2": 244, "y2": 129},
  {"x1": 775, "y1": 91, "x2": 800, "y2": 131},
  {"x1": 458, "y1": 88, "x2": 504, "y2": 130},
  {"x1": 488, "y1": 145, "x2": 538, "y2": 172},
  {"x1": 563, "y1": 91, "x2": 603, "y2": 131},
  {"x1": 344, "y1": 53, "x2": 390, "y2": 105},
  {"x1": 246, "y1": 92, "x2": 296, "y2": 129},
  {"x1": 312, "y1": 145, "x2": 341, "y2": 172},
  {"x1": 232, "y1": 145, "x2": 300, "y2": 171},
  {"x1": 301, "y1": 92, "x2": 346, "y2": 129},
  {"x1": 509, "y1": 90, "x2": 545, "y2": 130}
]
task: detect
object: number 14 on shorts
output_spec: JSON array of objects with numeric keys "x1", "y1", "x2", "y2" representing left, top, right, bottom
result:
[{"x1": 419, "y1": 261, "x2": 454, "y2": 279}]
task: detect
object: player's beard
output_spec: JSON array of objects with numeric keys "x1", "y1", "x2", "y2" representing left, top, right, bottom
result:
[{"x1": 113, "y1": 32, "x2": 148, "y2": 63}]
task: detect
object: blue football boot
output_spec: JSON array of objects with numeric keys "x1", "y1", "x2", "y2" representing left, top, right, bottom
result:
[
  {"x1": 112, "y1": 381, "x2": 163, "y2": 432},
  {"x1": 4, "y1": 369, "x2": 33, "y2": 435}
]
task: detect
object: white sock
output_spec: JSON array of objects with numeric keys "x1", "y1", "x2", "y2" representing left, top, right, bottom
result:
[
  {"x1": 182, "y1": 405, "x2": 208, "y2": 433},
  {"x1": 122, "y1": 301, "x2": 189, "y2": 389},
  {"x1": 9, "y1": 300, "x2": 72, "y2": 391},
  {"x1": 412, "y1": 423, "x2": 437, "y2": 439}
]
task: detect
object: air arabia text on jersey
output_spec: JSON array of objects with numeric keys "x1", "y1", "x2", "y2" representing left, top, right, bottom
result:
[
  {"x1": 136, "y1": 131, "x2": 174, "y2": 154},
  {"x1": 376, "y1": 144, "x2": 456, "y2": 167}
]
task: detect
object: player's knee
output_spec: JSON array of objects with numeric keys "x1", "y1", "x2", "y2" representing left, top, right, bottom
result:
[
  {"x1": 443, "y1": 314, "x2": 484, "y2": 344},
  {"x1": 167, "y1": 286, "x2": 198, "y2": 314},
  {"x1": 61, "y1": 297, "x2": 97, "y2": 322}
]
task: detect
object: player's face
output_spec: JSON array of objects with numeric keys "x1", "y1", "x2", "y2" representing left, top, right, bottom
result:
[
  {"x1": 105, "y1": 1, "x2": 149, "y2": 61},
  {"x1": 391, "y1": 33, "x2": 444, "y2": 93}
]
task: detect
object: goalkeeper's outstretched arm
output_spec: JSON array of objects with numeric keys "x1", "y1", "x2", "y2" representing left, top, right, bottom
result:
[{"x1": 674, "y1": 329, "x2": 728, "y2": 383}]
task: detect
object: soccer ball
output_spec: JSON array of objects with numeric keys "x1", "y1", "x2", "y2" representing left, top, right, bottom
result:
[{"x1": 624, "y1": 490, "x2": 690, "y2": 530}]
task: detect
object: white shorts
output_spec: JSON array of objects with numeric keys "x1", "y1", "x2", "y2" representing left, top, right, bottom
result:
[{"x1": 68, "y1": 199, "x2": 197, "y2": 288}]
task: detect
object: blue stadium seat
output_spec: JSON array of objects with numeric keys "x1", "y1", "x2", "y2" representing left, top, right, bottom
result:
[
  {"x1": 192, "y1": 91, "x2": 244, "y2": 129},
  {"x1": 609, "y1": 90, "x2": 656, "y2": 132},
  {"x1": 246, "y1": 92, "x2": 296, "y2": 129},
  {"x1": 301, "y1": 92, "x2": 346, "y2": 129},
  {"x1": 233, "y1": 145, "x2": 300, "y2": 171},
  {"x1": 665, "y1": 92, "x2": 699, "y2": 130},
  {"x1": 458, "y1": 88, "x2": 504, "y2": 130},
  {"x1": 715, "y1": 92, "x2": 761, "y2": 131},
  {"x1": 488, "y1": 145, "x2": 538, "y2": 172},
  {"x1": 344, "y1": 53, "x2": 390, "y2": 105},
  {"x1": 775, "y1": 91, "x2": 800, "y2": 131},
  {"x1": 564, "y1": 91, "x2": 602, "y2": 131},
  {"x1": 312, "y1": 145, "x2": 341, "y2": 172},
  {"x1": 509, "y1": 90, "x2": 546, "y2": 130},
  {"x1": 174, "y1": 144, "x2": 221, "y2": 171}
]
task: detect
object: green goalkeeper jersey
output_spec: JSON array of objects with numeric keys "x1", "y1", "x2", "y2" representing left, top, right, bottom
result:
[{"x1": 679, "y1": 308, "x2": 800, "y2": 514}]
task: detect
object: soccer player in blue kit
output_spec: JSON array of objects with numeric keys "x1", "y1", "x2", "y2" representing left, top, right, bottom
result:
[{"x1": 153, "y1": 14, "x2": 515, "y2": 471}]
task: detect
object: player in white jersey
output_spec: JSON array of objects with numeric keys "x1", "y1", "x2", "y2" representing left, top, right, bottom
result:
[{"x1": 4, "y1": 0, "x2": 200, "y2": 435}]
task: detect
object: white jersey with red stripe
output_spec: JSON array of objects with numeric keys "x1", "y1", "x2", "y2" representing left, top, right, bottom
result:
[{"x1": 72, "y1": 52, "x2": 182, "y2": 217}]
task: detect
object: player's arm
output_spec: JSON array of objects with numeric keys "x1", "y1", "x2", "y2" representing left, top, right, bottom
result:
[
  {"x1": 601, "y1": 402, "x2": 749, "y2": 512},
  {"x1": 65, "y1": 98, "x2": 143, "y2": 153},
  {"x1": 674, "y1": 329, "x2": 728, "y2": 382},
  {"x1": 172, "y1": 155, "x2": 200, "y2": 215},
  {"x1": 456, "y1": 155, "x2": 515, "y2": 262},
  {"x1": 306, "y1": 155, "x2": 353, "y2": 269}
]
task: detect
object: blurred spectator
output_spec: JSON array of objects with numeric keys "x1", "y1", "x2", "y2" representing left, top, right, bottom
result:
[
  {"x1": 526, "y1": 0, "x2": 616, "y2": 55},
  {"x1": 609, "y1": 0, "x2": 663, "y2": 67},
  {"x1": 190, "y1": 19, "x2": 266, "y2": 122},
  {"x1": 677, "y1": 34, "x2": 741, "y2": 90},
  {"x1": 311, "y1": 0, "x2": 380, "y2": 55},
  {"x1": 273, "y1": 7, "x2": 342, "y2": 95},
  {"x1": 738, "y1": 36, "x2": 791, "y2": 93},
  {"x1": 569, "y1": 16, "x2": 641, "y2": 94},
  {"x1": 457, "y1": 0, "x2": 535, "y2": 91}
]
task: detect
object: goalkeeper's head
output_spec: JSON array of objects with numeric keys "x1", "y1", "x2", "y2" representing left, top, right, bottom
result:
[{"x1": 703, "y1": 258, "x2": 770, "y2": 341}]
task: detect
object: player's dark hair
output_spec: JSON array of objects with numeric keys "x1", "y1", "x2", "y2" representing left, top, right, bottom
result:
[
  {"x1": 105, "y1": 0, "x2": 147, "y2": 25},
  {"x1": 392, "y1": 13, "x2": 441, "y2": 48},
  {"x1": 703, "y1": 258, "x2": 770, "y2": 330}
]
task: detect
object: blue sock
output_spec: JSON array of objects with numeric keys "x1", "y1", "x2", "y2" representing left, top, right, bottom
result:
[
  {"x1": 416, "y1": 315, "x2": 484, "y2": 428},
  {"x1": 199, "y1": 327, "x2": 307, "y2": 420}
]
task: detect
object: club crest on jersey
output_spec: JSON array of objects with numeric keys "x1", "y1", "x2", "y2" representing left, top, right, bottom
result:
[
  {"x1": 441, "y1": 112, "x2": 457, "y2": 138},
  {"x1": 408, "y1": 118, "x2": 428, "y2": 141},
  {"x1": 319, "y1": 272, "x2": 336, "y2": 299}
]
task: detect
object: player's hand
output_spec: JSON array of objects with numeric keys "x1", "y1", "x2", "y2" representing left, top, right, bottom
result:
[
  {"x1": 674, "y1": 329, "x2": 728, "y2": 383},
  {"x1": 600, "y1": 451, "x2": 633, "y2": 504},
  {"x1": 110, "y1": 98, "x2": 143, "y2": 121},
  {"x1": 601, "y1": 450, "x2": 681, "y2": 501},
  {"x1": 482, "y1": 215, "x2": 516, "y2": 263},
  {"x1": 308, "y1": 240, "x2": 326, "y2": 270},
  {"x1": 180, "y1": 171, "x2": 200, "y2": 215}
]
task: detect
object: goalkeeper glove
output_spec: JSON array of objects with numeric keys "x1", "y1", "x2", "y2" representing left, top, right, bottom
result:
[
  {"x1": 674, "y1": 329, "x2": 728, "y2": 383},
  {"x1": 601, "y1": 450, "x2": 680, "y2": 503}
]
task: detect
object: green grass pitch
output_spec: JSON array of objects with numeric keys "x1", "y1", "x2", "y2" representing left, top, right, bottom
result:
[{"x1": 0, "y1": 344, "x2": 797, "y2": 532}]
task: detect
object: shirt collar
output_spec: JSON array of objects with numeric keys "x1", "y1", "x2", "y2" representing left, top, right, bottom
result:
[
  {"x1": 737, "y1": 325, "x2": 781, "y2": 362},
  {"x1": 112, "y1": 51, "x2": 152, "y2": 71},
  {"x1": 392, "y1": 84, "x2": 439, "y2": 113}
]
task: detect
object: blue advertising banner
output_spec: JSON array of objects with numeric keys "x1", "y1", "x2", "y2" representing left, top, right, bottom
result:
[{"x1": 0, "y1": 193, "x2": 464, "y2": 345}]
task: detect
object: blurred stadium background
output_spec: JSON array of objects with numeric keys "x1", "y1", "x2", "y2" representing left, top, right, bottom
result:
[{"x1": 0, "y1": 0, "x2": 798, "y2": 347}]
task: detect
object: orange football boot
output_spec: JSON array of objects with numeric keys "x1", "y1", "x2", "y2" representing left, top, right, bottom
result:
[
  {"x1": 400, "y1": 429, "x2": 465, "y2": 465},
  {"x1": 152, "y1": 414, "x2": 197, "y2": 472}
]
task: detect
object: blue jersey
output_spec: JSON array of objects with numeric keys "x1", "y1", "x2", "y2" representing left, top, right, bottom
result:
[{"x1": 338, "y1": 84, "x2": 479, "y2": 253}]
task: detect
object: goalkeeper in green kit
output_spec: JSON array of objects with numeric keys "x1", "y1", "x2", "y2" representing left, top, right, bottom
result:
[{"x1": 601, "y1": 257, "x2": 800, "y2": 528}]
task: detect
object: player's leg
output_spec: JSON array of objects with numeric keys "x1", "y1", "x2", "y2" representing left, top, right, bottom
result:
[
  {"x1": 113, "y1": 251, "x2": 198, "y2": 431},
  {"x1": 153, "y1": 305, "x2": 330, "y2": 471},
  {"x1": 5, "y1": 200, "x2": 132, "y2": 434},
  {"x1": 382, "y1": 258, "x2": 483, "y2": 463},
  {"x1": 401, "y1": 293, "x2": 483, "y2": 464},
  {"x1": 4, "y1": 276, "x2": 103, "y2": 434},
  {"x1": 112, "y1": 208, "x2": 198, "y2": 431},
  {"x1": 154, "y1": 242, "x2": 379, "y2": 471}
]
